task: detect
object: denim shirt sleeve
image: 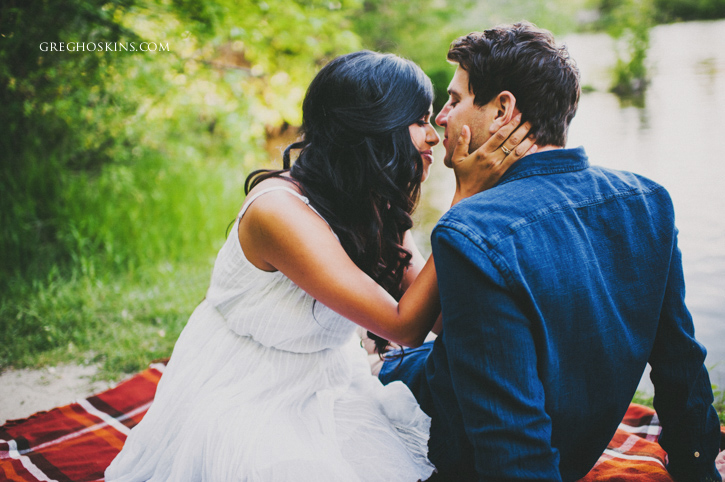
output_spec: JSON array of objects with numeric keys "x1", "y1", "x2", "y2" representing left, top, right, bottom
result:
[
  {"x1": 432, "y1": 225, "x2": 563, "y2": 482},
  {"x1": 648, "y1": 229, "x2": 722, "y2": 482}
]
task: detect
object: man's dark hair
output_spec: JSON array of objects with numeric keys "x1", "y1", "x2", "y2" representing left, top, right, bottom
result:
[{"x1": 447, "y1": 22, "x2": 580, "y2": 147}]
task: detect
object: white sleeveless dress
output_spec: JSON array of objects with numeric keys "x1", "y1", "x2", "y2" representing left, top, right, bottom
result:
[{"x1": 105, "y1": 187, "x2": 435, "y2": 482}]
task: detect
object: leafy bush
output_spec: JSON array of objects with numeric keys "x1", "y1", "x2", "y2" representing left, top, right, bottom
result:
[
  {"x1": 654, "y1": 0, "x2": 725, "y2": 22},
  {"x1": 594, "y1": 0, "x2": 654, "y2": 100},
  {"x1": 0, "y1": 0, "x2": 360, "y2": 371},
  {"x1": 0, "y1": 0, "x2": 361, "y2": 285}
]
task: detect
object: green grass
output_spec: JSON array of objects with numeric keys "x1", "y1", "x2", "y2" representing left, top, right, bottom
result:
[
  {"x1": 716, "y1": 387, "x2": 725, "y2": 425},
  {"x1": 0, "y1": 147, "x2": 254, "y2": 380},
  {"x1": 0, "y1": 261, "x2": 212, "y2": 380}
]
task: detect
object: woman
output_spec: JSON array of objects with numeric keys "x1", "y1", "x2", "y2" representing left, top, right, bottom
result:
[{"x1": 105, "y1": 50, "x2": 534, "y2": 481}]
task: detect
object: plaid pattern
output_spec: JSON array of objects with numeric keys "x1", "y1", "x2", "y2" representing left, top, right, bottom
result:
[
  {"x1": 1, "y1": 364, "x2": 722, "y2": 481},
  {"x1": 0, "y1": 363, "x2": 165, "y2": 482},
  {"x1": 581, "y1": 404, "x2": 682, "y2": 481}
]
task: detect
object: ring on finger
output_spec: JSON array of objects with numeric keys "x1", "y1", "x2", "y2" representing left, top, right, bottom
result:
[{"x1": 501, "y1": 146, "x2": 512, "y2": 155}]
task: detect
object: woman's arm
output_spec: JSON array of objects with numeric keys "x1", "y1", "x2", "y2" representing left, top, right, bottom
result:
[
  {"x1": 240, "y1": 116, "x2": 536, "y2": 347},
  {"x1": 401, "y1": 231, "x2": 443, "y2": 337},
  {"x1": 241, "y1": 191, "x2": 439, "y2": 347},
  {"x1": 401, "y1": 230, "x2": 426, "y2": 292},
  {"x1": 398, "y1": 115, "x2": 538, "y2": 337}
]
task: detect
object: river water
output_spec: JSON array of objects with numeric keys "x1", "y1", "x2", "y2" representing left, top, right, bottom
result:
[{"x1": 413, "y1": 19, "x2": 725, "y2": 391}]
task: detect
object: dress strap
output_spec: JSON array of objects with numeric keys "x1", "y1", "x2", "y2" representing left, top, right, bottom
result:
[{"x1": 238, "y1": 186, "x2": 339, "y2": 240}]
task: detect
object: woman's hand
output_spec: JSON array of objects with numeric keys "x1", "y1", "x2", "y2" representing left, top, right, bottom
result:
[{"x1": 450, "y1": 114, "x2": 537, "y2": 206}]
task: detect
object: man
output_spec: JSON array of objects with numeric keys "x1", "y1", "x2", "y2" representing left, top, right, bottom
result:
[{"x1": 379, "y1": 22, "x2": 722, "y2": 481}]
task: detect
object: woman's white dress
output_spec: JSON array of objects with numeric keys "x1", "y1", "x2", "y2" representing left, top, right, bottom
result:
[{"x1": 105, "y1": 187, "x2": 435, "y2": 481}]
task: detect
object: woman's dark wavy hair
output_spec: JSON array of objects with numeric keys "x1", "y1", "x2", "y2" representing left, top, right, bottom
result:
[
  {"x1": 447, "y1": 22, "x2": 580, "y2": 147},
  {"x1": 244, "y1": 50, "x2": 434, "y2": 354}
]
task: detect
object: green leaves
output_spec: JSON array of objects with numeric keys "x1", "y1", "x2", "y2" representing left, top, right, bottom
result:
[
  {"x1": 0, "y1": 0, "x2": 368, "y2": 374},
  {"x1": 0, "y1": 0, "x2": 364, "y2": 281},
  {"x1": 595, "y1": 0, "x2": 654, "y2": 100}
]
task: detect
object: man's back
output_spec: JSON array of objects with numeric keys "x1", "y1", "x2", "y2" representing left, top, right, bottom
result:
[{"x1": 417, "y1": 147, "x2": 720, "y2": 481}]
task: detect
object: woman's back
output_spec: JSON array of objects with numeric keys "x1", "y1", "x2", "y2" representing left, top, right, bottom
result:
[{"x1": 207, "y1": 186, "x2": 357, "y2": 353}]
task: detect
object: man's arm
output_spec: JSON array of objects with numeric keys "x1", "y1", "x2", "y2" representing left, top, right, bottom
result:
[
  {"x1": 432, "y1": 225, "x2": 562, "y2": 481},
  {"x1": 648, "y1": 229, "x2": 722, "y2": 482}
]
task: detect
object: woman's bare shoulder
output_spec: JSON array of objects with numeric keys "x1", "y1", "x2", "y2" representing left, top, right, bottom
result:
[
  {"x1": 245, "y1": 172, "x2": 302, "y2": 199},
  {"x1": 239, "y1": 173, "x2": 329, "y2": 271}
]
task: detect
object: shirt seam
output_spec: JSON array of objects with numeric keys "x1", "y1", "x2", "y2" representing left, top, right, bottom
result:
[
  {"x1": 435, "y1": 183, "x2": 668, "y2": 289},
  {"x1": 498, "y1": 162, "x2": 588, "y2": 186},
  {"x1": 432, "y1": 224, "x2": 519, "y2": 293},
  {"x1": 441, "y1": 183, "x2": 666, "y2": 250}
]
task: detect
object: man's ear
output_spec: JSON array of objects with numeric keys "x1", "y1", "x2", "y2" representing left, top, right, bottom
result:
[{"x1": 489, "y1": 91, "x2": 519, "y2": 133}]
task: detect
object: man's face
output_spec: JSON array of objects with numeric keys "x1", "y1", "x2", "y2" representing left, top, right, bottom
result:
[{"x1": 435, "y1": 66, "x2": 498, "y2": 167}]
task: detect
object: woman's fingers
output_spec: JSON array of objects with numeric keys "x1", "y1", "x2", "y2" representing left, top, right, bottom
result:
[
  {"x1": 450, "y1": 125, "x2": 472, "y2": 166},
  {"x1": 497, "y1": 119, "x2": 533, "y2": 158},
  {"x1": 464, "y1": 120, "x2": 535, "y2": 170},
  {"x1": 451, "y1": 115, "x2": 533, "y2": 168},
  {"x1": 485, "y1": 113, "x2": 524, "y2": 157},
  {"x1": 498, "y1": 134, "x2": 537, "y2": 170},
  {"x1": 449, "y1": 115, "x2": 538, "y2": 205}
]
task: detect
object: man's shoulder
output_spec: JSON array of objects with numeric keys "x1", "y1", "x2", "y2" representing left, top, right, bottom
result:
[
  {"x1": 589, "y1": 164, "x2": 667, "y2": 191},
  {"x1": 433, "y1": 162, "x2": 673, "y2": 246},
  {"x1": 582, "y1": 165, "x2": 673, "y2": 212}
]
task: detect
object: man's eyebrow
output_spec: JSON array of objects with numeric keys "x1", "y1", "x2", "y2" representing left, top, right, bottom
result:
[{"x1": 447, "y1": 88, "x2": 462, "y2": 99}]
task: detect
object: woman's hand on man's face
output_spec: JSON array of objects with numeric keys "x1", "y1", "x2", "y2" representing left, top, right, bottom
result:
[{"x1": 450, "y1": 114, "x2": 537, "y2": 206}]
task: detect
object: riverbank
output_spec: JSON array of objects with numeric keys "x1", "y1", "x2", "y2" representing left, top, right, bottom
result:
[{"x1": 0, "y1": 363, "x2": 116, "y2": 425}]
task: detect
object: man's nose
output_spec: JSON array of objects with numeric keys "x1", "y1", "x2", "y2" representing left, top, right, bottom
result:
[{"x1": 435, "y1": 108, "x2": 448, "y2": 127}]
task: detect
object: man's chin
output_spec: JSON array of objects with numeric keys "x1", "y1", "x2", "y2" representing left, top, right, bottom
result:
[{"x1": 443, "y1": 156, "x2": 453, "y2": 168}]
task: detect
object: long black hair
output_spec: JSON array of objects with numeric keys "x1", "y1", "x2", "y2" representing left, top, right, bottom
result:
[{"x1": 245, "y1": 50, "x2": 434, "y2": 353}]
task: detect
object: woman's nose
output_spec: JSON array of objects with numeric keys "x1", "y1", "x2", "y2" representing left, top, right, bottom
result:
[{"x1": 427, "y1": 125, "x2": 440, "y2": 146}]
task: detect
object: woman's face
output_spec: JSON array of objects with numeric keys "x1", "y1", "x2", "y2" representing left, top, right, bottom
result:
[{"x1": 408, "y1": 106, "x2": 440, "y2": 183}]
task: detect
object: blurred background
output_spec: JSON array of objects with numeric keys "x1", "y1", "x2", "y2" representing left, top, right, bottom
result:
[{"x1": 1, "y1": 0, "x2": 723, "y2": 403}]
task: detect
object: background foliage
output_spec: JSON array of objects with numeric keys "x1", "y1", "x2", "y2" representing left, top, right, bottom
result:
[
  {"x1": 1, "y1": 0, "x2": 363, "y2": 373},
  {"x1": 2, "y1": 0, "x2": 724, "y2": 377}
]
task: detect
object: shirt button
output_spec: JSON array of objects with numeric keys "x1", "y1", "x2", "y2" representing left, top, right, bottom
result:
[{"x1": 694, "y1": 451, "x2": 700, "y2": 458}]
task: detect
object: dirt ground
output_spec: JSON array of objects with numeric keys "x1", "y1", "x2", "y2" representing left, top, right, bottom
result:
[{"x1": 0, "y1": 364, "x2": 115, "y2": 425}]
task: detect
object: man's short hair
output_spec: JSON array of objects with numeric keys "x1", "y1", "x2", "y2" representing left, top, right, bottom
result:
[{"x1": 447, "y1": 22, "x2": 580, "y2": 147}]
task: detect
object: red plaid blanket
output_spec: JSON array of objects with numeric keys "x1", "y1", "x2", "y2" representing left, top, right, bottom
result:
[{"x1": 1, "y1": 363, "x2": 723, "y2": 481}]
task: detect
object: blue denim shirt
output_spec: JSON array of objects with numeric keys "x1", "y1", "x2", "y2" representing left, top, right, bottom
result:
[{"x1": 380, "y1": 147, "x2": 721, "y2": 481}]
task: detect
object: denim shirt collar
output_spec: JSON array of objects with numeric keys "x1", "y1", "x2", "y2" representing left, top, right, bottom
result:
[{"x1": 496, "y1": 146, "x2": 589, "y2": 187}]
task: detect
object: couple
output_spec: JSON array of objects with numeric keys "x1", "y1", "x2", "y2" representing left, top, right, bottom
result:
[{"x1": 106, "y1": 22, "x2": 722, "y2": 482}]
